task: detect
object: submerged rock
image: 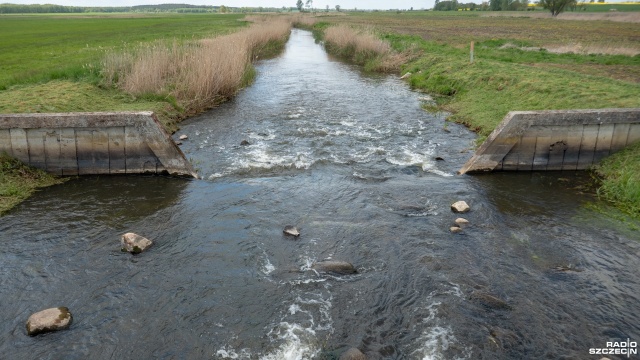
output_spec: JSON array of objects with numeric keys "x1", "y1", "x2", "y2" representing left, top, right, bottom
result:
[
  {"x1": 451, "y1": 201, "x2": 470, "y2": 213},
  {"x1": 26, "y1": 307, "x2": 72, "y2": 336},
  {"x1": 240, "y1": 140, "x2": 251, "y2": 146},
  {"x1": 470, "y1": 291, "x2": 512, "y2": 310},
  {"x1": 455, "y1": 218, "x2": 470, "y2": 226},
  {"x1": 283, "y1": 225, "x2": 300, "y2": 237},
  {"x1": 340, "y1": 347, "x2": 366, "y2": 360},
  {"x1": 312, "y1": 260, "x2": 357, "y2": 275},
  {"x1": 121, "y1": 232, "x2": 153, "y2": 254},
  {"x1": 450, "y1": 226, "x2": 463, "y2": 234},
  {"x1": 179, "y1": 134, "x2": 188, "y2": 140},
  {"x1": 488, "y1": 327, "x2": 521, "y2": 349}
]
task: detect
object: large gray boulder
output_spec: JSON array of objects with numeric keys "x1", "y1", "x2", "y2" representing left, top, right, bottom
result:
[
  {"x1": 312, "y1": 261, "x2": 357, "y2": 275},
  {"x1": 121, "y1": 232, "x2": 153, "y2": 254},
  {"x1": 26, "y1": 307, "x2": 72, "y2": 336}
]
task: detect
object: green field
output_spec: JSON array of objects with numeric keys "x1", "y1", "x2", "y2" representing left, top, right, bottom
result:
[
  {"x1": 582, "y1": 3, "x2": 640, "y2": 12},
  {"x1": 0, "y1": 13, "x2": 247, "y2": 89}
]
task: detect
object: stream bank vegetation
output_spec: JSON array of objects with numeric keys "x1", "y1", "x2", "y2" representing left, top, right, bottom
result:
[
  {"x1": 0, "y1": 153, "x2": 67, "y2": 216},
  {"x1": 296, "y1": 11, "x2": 640, "y2": 220},
  {"x1": 0, "y1": 13, "x2": 291, "y2": 214},
  {"x1": 101, "y1": 17, "x2": 291, "y2": 131}
]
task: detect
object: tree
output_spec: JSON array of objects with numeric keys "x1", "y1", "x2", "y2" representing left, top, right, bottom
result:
[
  {"x1": 305, "y1": 0, "x2": 313, "y2": 12},
  {"x1": 335, "y1": 4, "x2": 341, "y2": 11},
  {"x1": 539, "y1": 0, "x2": 576, "y2": 15},
  {"x1": 325, "y1": 4, "x2": 329, "y2": 11},
  {"x1": 296, "y1": 0, "x2": 303, "y2": 11}
]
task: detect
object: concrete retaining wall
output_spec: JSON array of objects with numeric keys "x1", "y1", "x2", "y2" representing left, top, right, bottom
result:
[
  {"x1": 459, "y1": 108, "x2": 640, "y2": 174},
  {"x1": 0, "y1": 112, "x2": 197, "y2": 177}
]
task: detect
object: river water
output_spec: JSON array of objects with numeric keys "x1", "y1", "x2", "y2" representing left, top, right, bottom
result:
[{"x1": 1, "y1": 29, "x2": 639, "y2": 359}]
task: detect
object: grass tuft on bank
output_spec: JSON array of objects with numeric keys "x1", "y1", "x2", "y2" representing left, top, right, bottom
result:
[
  {"x1": 0, "y1": 153, "x2": 67, "y2": 215},
  {"x1": 595, "y1": 141, "x2": 640, "y2": 219}
]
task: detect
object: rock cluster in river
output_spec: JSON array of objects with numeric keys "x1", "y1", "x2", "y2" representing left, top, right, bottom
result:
[
  {"x1": 26, "y1": 307, "x2": 72, "y2": 336},
  {"x1": 121, "y1": 232, "x2": 153, "y2": 254}
]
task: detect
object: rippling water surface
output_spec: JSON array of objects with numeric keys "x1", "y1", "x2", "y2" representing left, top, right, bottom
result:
[{"x1": 1, "y1": 29, "x2": 638, "y2": 360}]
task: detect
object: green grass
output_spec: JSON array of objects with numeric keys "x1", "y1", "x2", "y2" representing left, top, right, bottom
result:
[
  {"x1": 582, "y1": 3, "x2": 640, "y2": 12},
  {"x1": 0, "y1": 13, "x2": 248, "y2": 90},
  {"x1": 595, "y1": 141, "x2": 640, "y2": 219},
  {"x1": 0, "y1": 153, "x2": 67, "y2": 216}
]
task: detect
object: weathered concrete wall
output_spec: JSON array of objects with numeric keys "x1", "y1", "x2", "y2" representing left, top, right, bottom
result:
[
  {"x1": 459, "y1": 108, "x2": 640, "y2": 174},
  {"x1": 0, "y1": 112, "x2": 197, "y2": 177}
]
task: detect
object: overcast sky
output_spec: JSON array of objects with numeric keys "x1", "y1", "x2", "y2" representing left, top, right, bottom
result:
[{"x1": 6, "y1": 0, "x2": 439, "y2": 10}]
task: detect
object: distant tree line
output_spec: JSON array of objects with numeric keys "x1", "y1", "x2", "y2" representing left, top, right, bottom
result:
[
  {"x1": 0, "y1": 3, "x2": 296, "y2": 14},
  {"x1": 433, "y1": 0, "x2": 531, "y2": 11},
  {"x1": 433, "y1": 0, "x2": 585, "y2": 14}
]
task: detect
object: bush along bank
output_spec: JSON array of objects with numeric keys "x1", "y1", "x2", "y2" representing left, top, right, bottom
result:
[{"x1": 306, "y1": 21, "x2": 640, "y2": 220}]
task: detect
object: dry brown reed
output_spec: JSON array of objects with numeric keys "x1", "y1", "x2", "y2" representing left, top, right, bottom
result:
[
  {"x1": 323, "y1": 24, "x2": 410, "y2": 72},
  {"x1": 544, "y1": 43, "x2": 640, "y2": 56},
  {"x1": 498, "y1": 41, "x2": 640, "y2": 56},
  {"x1": 289, "y1": 14, "x2": 319, "y2": 28},
  {"x1": 102, "y1": 19, "x2": 291, "y2": 113}
]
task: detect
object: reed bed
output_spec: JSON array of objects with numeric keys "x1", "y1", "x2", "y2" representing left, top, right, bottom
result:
[
  {"x1": 102, "y1": 19, "x2": 291, "y2": 114},
  {"x1": 323, "y1": 24, "x2": 410, "y2": 72},
  {"x1": 289, "y1": 14, "x2": 319, "y2": 29}
]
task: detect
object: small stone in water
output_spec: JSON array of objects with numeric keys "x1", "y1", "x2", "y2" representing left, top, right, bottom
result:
[
  {"x1": 340, "y1": 347, "x2": 366, "y2": 360},
  {"x1": 455, "y1": 218, "x2": 470, "y2": 226},
  {"x1": 312, "y1": 260, "x2": 357, "y2": 275},
  {"x1": 283, "y1": 225, "x2": 300, "y2": 237},
  {"x1": 121, "y1": 232, "x2": 153, "y2": 254},
  {"x1": 179, "y1": 134, "x2": 188, "y2": 140},
  {"x1": 451, "y1": 201, "x2": 470, "y2": 213},
  {"x1": 240, "y1": 140, "x2": 251, "y2": 146},
  {"x1": 450, "y1": 226, "x2": 463, "y2": 234},
  {"x1": 26, "y1": 307, "x2": 72, "y2": 336}
]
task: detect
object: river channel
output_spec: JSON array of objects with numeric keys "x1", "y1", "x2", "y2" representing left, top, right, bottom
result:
[{"x1": 1, "y1": 29, "x2": 638, "y2": 359}]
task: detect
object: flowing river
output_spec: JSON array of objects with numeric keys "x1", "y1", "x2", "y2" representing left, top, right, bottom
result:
[{"x1": 1, "y1": 29, "x2": 638, "y2": 359}]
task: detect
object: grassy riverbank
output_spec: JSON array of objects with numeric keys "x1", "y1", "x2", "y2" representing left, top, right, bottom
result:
[
  {"x1": 0, "y1": 153, "x2": 67, "y2": 215},
  {"x1": 0, "y1": 13, "x2": 291, "y2": 214},
  {"x1": 308, "y1": 11, "x2": 640, "y2": 219}
]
